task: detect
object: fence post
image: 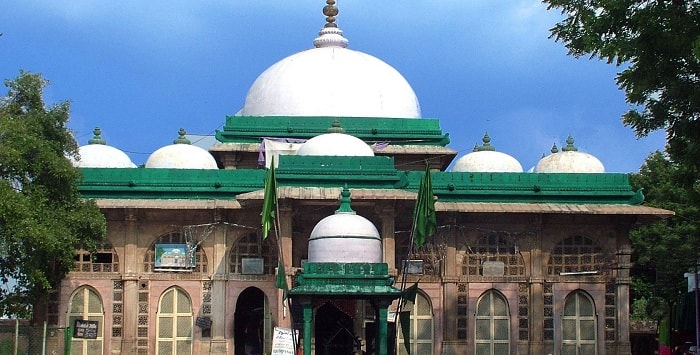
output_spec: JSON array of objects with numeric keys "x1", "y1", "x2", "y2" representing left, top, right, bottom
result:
[
  {"x1": 42, "y1": 321, "x2": 47, "y2": 355},
  {"x1": 14, "y1": 318, "x2": 18, "y2": 355},
  {"x1": 64, "y1": 326, "x2": 72, "y2": 355}
]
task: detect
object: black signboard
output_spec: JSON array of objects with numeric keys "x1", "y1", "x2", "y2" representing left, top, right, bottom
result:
[
  {"x1": 73, "y1": 319, "x2": 98, "y2": 339},
  {"x1": 196, "y1": 317, "x2": 212, "y2": 329}
]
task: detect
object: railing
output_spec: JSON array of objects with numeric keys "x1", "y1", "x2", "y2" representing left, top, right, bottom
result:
[{"x1": 0, "y1": 320, "x2": 71, "y2": 355}]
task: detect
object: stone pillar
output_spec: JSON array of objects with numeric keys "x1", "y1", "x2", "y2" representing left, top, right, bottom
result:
[
  {"x1": 378, "y1": 205, "x2": 396, "y2": 273},
  {"x1": 210, "y1": 215, "x2": 228, "y2": 351},
  {"x1": 529, "y1": 216, "x2": 545, "y2": 355},
  {"x1": 278, "y1": 202, "x2": 294, "y2": 329},
  {"x1": 121, "y1": 209, "x2": 138, "y2": 352},
  {"x1": 616, "y1": 223, "x2": 633, "y2": 355}
]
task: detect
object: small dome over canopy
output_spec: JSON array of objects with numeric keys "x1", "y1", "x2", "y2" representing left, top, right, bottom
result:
[
  {"x1": 73, "y1": 127, "x2": 136, "y2": 168},
  {"x1": 535, "y1": 136, "x2": 605, "y2": 173},
  {"x1": 308, "y1": 187, "x2": 382, "y2": 263},
  {"x1": 240, "y1": 3, "x2": 420, "y2": 119},
  {"x1": 452, "y1": 133, "x2": 523, "y2": 173},
  {"x1": 296, "y1": 120, "x2": 374, "y2": 157},
  {"x1": 145, "y1": 129, "x2": 218, "y2": 169}
]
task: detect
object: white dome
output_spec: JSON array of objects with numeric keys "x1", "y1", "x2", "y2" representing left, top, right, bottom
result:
[
  {"x1": 72, "y1": 128, "x2": 136, "y2": 168},
  {"x1": 240, "y1": 25, "x2": 421, "y2": 118},
  {"x1": 297, "y1": 132, "x2": 374, "y2": 157},
  {"x1": 452, "y1": 133, "x2": 523, "y2": 172},
  {"x1": 145, "y1": 129, "x2": 218, "y2": 169},
  {"x1": 308, "y1": 189, "x2": 382, "y2": 263},
  {"x1": 535, "y1": 136, "x2": 605, "y2": 173}
]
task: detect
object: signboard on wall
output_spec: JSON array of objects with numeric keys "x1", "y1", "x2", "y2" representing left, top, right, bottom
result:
[
  {"x1": 155, "y1": 243, "x2": 194, "y2": 268},
  {"x1": 73, "y1": 319, "x2": 98, "y2": 339},
  {"x1": 242, "y1": 258, "x2": 264, "y2": 274}
]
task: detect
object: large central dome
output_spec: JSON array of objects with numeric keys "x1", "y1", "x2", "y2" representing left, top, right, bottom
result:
[{"x1": 240, "y1": 4, "x2": 421, "y2": 118}]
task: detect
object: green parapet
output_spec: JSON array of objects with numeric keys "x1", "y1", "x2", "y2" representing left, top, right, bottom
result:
[
  {"x1": 276, "y1": 155, "x2": 403, "y2": 188},
  {"x1": 77, "y1": 168, "x2": 266, "y2": 200},
  {"x1": 417, "y1": 171, "x2": 642, "y2": 204},
  {"x1": 215, "y1": 116, "x2": 450, "y2": 146}
]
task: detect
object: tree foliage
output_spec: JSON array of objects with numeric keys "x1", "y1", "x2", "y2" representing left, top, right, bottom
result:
[
  {"x1": 629, "y1": 151, "x2": 700, "y2": 318},
  {"x1": 0, "y1": 71, "x2": 106, "y2": 322},
  {"x1": 544, "y1": 0, "x2": 700, "y2": 174}
]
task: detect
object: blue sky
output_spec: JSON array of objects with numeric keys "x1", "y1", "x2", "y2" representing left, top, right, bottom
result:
[{"x1": 1, "y1": 1, "x2": 666, "y2": 172}]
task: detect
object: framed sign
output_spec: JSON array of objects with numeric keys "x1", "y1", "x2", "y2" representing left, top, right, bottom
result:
[
  {"x1": 242, "y1": 258, "x2": 264, "y2": 275},
  {"x1": 155, "y1": 244, "x2": 194, "y2": 268},
  {"x1": 73, "y1": 319, "x2": 98, "y2": 339}
]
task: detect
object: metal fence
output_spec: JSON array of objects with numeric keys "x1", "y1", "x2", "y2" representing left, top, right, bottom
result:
[{"x1": 0, "y1": 320, "x2": 71, "y2": 355}]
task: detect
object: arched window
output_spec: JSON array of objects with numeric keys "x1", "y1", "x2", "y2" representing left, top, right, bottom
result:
[
  {"x1": 229, "y1": 231, "x2": 278, "y2": 274},
  {"x1": 548, "y1": 235, "x2": 604, "y2": 275},
  {"x1": 74, "y1": 242, "x2": 119, "y2": 272},
  {"x1": 562, "y1": 290, "x2": 597, "y2": 355},
  {"x1": 463, "y1": 232, "x2": 525, "y2": 277},
  {"x1": 67, "y1": 286, "x2": 104, "y2": 355},
  {"x1": 144, "y1": 231, "x2": 208, "y2": 273},
  {"x1": 475, "y1": 290, "x2": 510, "y2": 355},
  {"x1": 397, "y1": 291, "x2": 434, "y2": 355},
  {"x1": 156, "y1": 287, "x2": 193, "y2": 355}
]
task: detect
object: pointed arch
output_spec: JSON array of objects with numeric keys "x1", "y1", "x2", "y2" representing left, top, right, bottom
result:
[
  {"x1": 397, "y1": 290, "x2": 434, "y2": 355},
  {"x1": 561, "y1": 290, "x2": 597, "y2": 355},
  {"x1": 67, "y1": 286, "x2": 104, "y2": 355},
  {"x1": 475, "y1": 289, "x2": 510, "y2": 355},
  {"x1": 156, "y1": 287, "x2": 193, "y2": 355},
  {"x1": 228, "y1": 231, "x2": 278, "y2": 275}
]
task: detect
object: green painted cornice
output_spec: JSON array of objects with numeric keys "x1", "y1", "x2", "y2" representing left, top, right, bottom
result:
[
  {"x1": 77, "y1": 159, "x2": 643, "y2": 205},
  {"x1": 414, "y1": 171, "x2": 642, "y2": 204},
  {"x1": 78, "y1": 168, "x2": 265, "y2": 200},
  {"x1": 289, "y1": 262, "x2": 402, "y2": 297},
  {"x1": 215, "y1": 116, "x2": 451, "y2": 146}
]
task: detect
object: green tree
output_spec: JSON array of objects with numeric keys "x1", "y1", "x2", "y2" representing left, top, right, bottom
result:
[
  {"x1": 629, "y1": 151, "x2": 700, "y2": 317},
  {"x1": 543, "y1": 0, "x2": 700, "y2": 174},
  {"x1": 0, "y1": 71, "x2": 106, "y2": 323}
]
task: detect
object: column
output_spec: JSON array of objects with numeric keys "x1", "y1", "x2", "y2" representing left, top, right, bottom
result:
[
  {"x1": 210, "y1": 213, "x2": 228, "y2": 351},
  {"x1": 378, "y1": 205, "x2": 396, "y2": 273},
  {"x1": 302, "y1": 301, "x2": 313, "y2": 355},
  {"x1": 278, "y1": 202, "x2": 294, "y2": 329},
  {"x1": 529, "y1": 216, "x2": 545, "y2": 355},
  {"x1": 372, "y1": 299, "x2": 392, "y2": 355},
  {"x1": 616, "y1": 223, "x2": 633, "y2": 355},
  {"x1": 121, "y1": 209, "x2": 138, "y2": 352}
]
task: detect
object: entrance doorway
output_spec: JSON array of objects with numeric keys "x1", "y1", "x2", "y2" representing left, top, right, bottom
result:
[
  {"x1": 234, "y1": 287, "x2": 267, "y2": 355},
  {"x1": 315, "y1": 302, "x2": 359, "y2": 355}
]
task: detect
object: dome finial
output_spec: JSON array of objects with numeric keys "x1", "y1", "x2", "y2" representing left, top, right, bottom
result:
[
  {"x1": 335, "y1": 185, "x2": 356, "y2": 214},
  {"x1": 313, "y1": 0, "x2": 348, "y2": 48},
  {"x1": 562, "y1": 134, "x2": 578, "y2": 152},
  {"x1": 173, "y1": 128, "x2": 191, "y2": 144},
  {"x1": 476, "y1": 132, "x2": 496, "y2": 151},
  {"x1": 327, "y1": 119, "x2": 346, "y2": 134},
  {"x1": 550, "y1": 142, "x2": 559, "y2": 154},
  {"x1": 88, "y1": 127, "x2": 106, "y2": 145}
]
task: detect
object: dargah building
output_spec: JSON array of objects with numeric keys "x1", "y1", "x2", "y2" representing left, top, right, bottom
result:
[{"x1": 59, "y1": 2, "x2": 672, "y2": 355}]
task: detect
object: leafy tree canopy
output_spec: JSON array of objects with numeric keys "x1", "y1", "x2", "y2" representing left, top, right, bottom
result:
[
  {"x1": 629, "y1": 151, "x2": 700, "y2": 318},
  {"x1": 0, "y1": 71, "x2": 106, "y2": 322},
  {"x1": 544, "y1": 0, "x2": 700, "y2": 178}
]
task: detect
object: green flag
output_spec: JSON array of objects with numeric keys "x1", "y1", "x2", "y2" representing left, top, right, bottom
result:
[
  {"x1": 399, "y1": 311, "x2": 412, "y2": 355},
  {"x1": 261, "y1": 158, "x2": 277, "y2": 240},
  {"x1": 403, "y1": 282, "x2": 419, "y2": 304},
  {"x1": 412, "y1": 163, "x2": 436, "y2": 247},
  {"x1": 275, "y1": 260, "x2": 288, "y2": 300}
]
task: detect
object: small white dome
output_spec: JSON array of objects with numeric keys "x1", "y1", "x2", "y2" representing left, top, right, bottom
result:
[
  {"x1": 452, "y1": 133, "x2": 523, "y2": 173},
  {"x1": 297, "y1": 121, "x2": 374, "y2": 157},
  {"x1": 72, "y1": 128, "x2": 136, "y2": 168},
  {"x1": 240, "y1": 22, "x2": 420, "y2": 118},
  {"x1": 535, "y1": 136, "x2": 605, "y2": 173},
  {"x1": 145, "y1": 129, "x2": 218, "y2": 169},
  {"x1": 308, "y1": 189, "x2": 382, "y2": 263}
]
